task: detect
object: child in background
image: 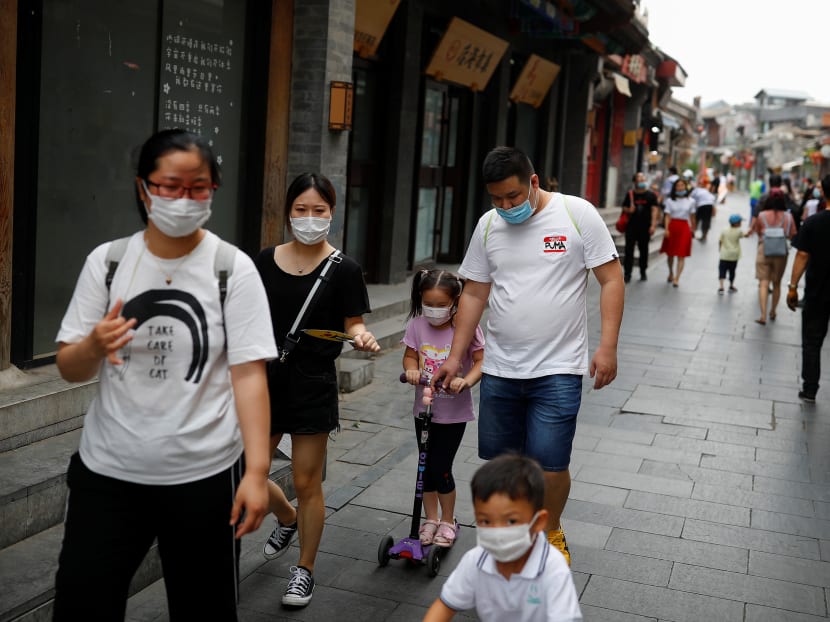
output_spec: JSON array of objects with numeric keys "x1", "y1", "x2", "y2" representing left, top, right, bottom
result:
[
  {"x1": 423, "y1": 454, "x2": 582, "y2": 622},
  {"x1": 718, "y1": 214, "x2": 744, "y2": 294},
  {"x1": 402, "y1": 269, "x2": 484, "y2": 548}
]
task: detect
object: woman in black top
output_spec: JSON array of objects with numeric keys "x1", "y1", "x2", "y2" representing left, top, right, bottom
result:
[{"x1": 254, "y1": 173, "x2": 379, "y2": 608}]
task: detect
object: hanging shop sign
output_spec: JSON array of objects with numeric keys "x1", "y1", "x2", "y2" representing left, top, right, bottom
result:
[
  {"x1": 509, "y1": 54, "x2": 560, "y2": 108},
  {"x1": 354, "y1": 0, "x2": 401, "y2": 58},
  {"x1": 424, "y1": 17, "x2": 508, "y2": 92}
]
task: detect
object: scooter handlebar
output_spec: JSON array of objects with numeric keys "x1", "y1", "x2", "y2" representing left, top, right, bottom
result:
[{"x1": 399, "y1": 372, "x2": 430, "y2": 387}]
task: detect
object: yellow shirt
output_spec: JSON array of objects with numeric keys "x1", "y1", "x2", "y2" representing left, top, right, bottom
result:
[{"x1": 719, "y1": 226, "x2": 743, "y2": 261}]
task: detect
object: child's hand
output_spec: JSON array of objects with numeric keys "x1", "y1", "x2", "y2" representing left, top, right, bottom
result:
[
  {"x1": 405, "y1": 369, "x2": 422, "y2": 385},
  {"x1": 448, "y1": 377, "x2": 468, "y2": 393}
]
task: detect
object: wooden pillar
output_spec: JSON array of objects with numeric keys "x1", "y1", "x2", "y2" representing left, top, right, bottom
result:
[
  {"x1": 260, "y1": 0, "x2": 293, "y2": 247},
  {"x1": 0, "y1": 0, "x2": 17, "y2": 371}
]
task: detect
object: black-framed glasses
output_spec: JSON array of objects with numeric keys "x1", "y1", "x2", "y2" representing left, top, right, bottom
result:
[{"x1": 145, "y1": 179, "x2": 215, "y2": 200}]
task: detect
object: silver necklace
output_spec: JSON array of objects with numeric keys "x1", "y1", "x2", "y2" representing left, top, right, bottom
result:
[{"x1": 145, "y1": 240, "x2": 194, "y2": 285}]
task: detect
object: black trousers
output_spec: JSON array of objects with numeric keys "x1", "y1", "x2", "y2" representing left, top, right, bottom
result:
[
  {"x1": 54, "y1": 453, "x2": 242, "y2": 622},
  {"x1": 415, "y1": 418, "x2": 466, "y2": 494},
  {"x1": 623, "y1": 227, "x2": 650, "y2": 277},
  {"x1": 718, "y1": 260, "x2": 737, "y2": 282},
  {"x1": 696, "y1": 205, "x2": 714, "y2": 235},
  {"x1": 802, "y1": 298, "x2": 830, "y2": 395}
]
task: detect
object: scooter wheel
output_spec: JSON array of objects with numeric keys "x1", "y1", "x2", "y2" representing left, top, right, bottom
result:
[
  {"x1": 378, "y1": 535, "x2": 394, "y2": 567},
  {"x1": 427, "y1": 544, "x2": 441, "y2": 577}
]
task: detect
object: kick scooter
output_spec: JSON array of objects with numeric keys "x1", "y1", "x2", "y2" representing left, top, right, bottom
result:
[{"x1": 377, "y1": 374, "x2": 459, "y2": 577}]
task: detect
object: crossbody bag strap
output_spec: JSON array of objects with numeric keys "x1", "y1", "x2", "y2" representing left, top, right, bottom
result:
[{"x1": 280, "y1": 249, "x2": 343, "y2": 362}]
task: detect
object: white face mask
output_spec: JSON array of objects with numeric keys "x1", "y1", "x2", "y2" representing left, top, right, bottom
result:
[
  {"x1": 143, "y1": 181, "x2": 212, "y2": 238},
  {"x1": 290, "y1": 216, "x2": 331, "y2": 245},
  {"x1": 422, "y1": 305, "x2": 453, "y2": 326},
  {"x1": 476, "y1": 511, "x2": 541, "y2": 562}
]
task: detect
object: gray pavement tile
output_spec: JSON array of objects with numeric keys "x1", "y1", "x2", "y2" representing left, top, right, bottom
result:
[
  {"x1": 822, "y1": 540, "x2": 830, "y2": 562},
  {"x1": 381, "y1": 602, "x2": 478, "y2": 621},
  {"x1": 745, "y1": 604, "x2": 830, "y2": 622},
  {"x1": 561, "y1": 518, "x2": 612, "y2": 549},
  {"x1": 677, "y1": 380, "x2": 762, "y2": 399},
  {"x1": 330, "y1": 558, "x2": 444, "y2": 610},
  {"x1": 579, "y1": 604, "x2": 657, "y2": 622},
  {"x1": 629, "y1": 384, "x2": 772, "y2": 413},
  {"x1": 682, "y1": 518, "x2": 821, "y2": 560},
  {"x1": 700, "y1": 454, "x2": 811, "y2": 482},
  {"x1": 569, "y1": 544, "x2": 672, "y2": 587},
  {"x1": 338, "y1": 426, "x2": 414, "y2": 467},
  {"x1": 759, "y1": 385, "x2": 802, "y2": 403},
  {"x1": 605, "y1": 528, "x2": 748, "y2": 573},
  {"x1": 581, "y1": 387, "x2": 632, "y2": 408},
  {"x1": 569, "y1": 481, "x2": 630, "y2": 507},
  {"x1": 564, "y1": 499, "x2": 684, "y2": 537},
  {"x1": 624, "y1": 490, "x2": 749, "y2": 526},
  {"x1": 669, "y1": 562, "x2": 826, "y2": 616},
  {"x1": 754, "y1": 475, "x2": 830, "y2": 503},
  {"x1": 625, "y1": 397, "x2": 773, "y2": 430},
  {"x1": 609, "y1": 414, "x2": 707, "y2": 439},
  {"x1": 576, "y1": 466, "x2": 693, "y2": 498},
  {"x1": 594, "y1": 438, "x2": 701, "y2": 467},
  {"x1": 756, "y1": 446, "x2": 811, "y2": 468},
  {"x1": 749, "y1": 550, "x2": 830, "y2": 588},
  {"x1": 125, "y1": 579, "x2": 167, "y2": 622},
  {"x1": 579, "y1": 575, "x2": 744, "y2": 622},
  {"x1": 577, "y1": 422, "x2": 656, "y2": 445},
  {"x1": 816, "y1": 501, "x2": 830, "y2": 521},
  {"x1": 574, "y1": 434, "x2": 601, "y2": 452},
  {"x1": 239, "y1": 569, "x2": 399, "y2": 621},
  {"x1": 693, "y1": 481, "x2": 814, "y2": 518},
  {"x1": 751, "y1": 509, "x2": 830, "y2": 540},
  {"x1": 324, "y1": 505, "x2": 408, "y2": 536},
  {"x1": 571, "y1": 449, "x2": 643, "y2": 474},
  {"x1": 707, "y1": 428, "x2": 807, "y2": 453},
  {"x1": 662, "y1": 415, "x2": 764, "y2": 435},
  {"x1": 651, "y1": 434, "x2": 756, "y2": 461}
]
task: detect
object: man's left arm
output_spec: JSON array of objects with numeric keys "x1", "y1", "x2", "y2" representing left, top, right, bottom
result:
[
  {"x1": 590, "y1": 259, "x2": 624, "y2": 389},
  {"x1": 786, "y1": 250, "x2": 810, "y2": 311}
]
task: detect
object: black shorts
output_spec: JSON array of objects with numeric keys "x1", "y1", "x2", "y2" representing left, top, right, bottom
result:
[{"x1": 267, "y1": 357, "x2": 339, "y2": 435}]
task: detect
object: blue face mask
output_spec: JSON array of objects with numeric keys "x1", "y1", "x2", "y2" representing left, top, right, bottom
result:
[
  {"x1": 676, "y1": 190, "x2": 687, "y2": 197},
  {"x1": 813, "y1": 188, "x2": 821, "y2": 199},
  {"x1": 495, "y1": 189, "x2": 536, "y2": 224},
  {"x1": 636, "y1": 182, "x2": 648, "y2": 189}
]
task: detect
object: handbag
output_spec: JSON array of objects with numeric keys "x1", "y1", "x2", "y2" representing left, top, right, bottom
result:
[
  {"x1": 276, "y1": 249, "x2": 343, "y2": 363},
  {"x1": 760, "y1": 212, "x2": 788, "y2": 257},
  {"x1": 616, "y1": 191, "x2": 632, "y2": 233}
]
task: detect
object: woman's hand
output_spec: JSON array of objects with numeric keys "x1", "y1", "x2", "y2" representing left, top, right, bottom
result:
[
  {"x1": 230, "y1": 472, "x2": 269, "y2": 538},
  {"x1": 90, "y1": 299, "x2": 137, "y2": 365},
  {"x1": 352, "y1": 332, "x2": 381, "y2": 352},
  {"x1": 405, "y1": 369, "x2": 422, "y2": 385}
]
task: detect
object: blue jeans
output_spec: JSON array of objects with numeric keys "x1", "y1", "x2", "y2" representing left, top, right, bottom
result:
[{"x1": 478, "y1": 373, "x2": 583, "y2": 472}]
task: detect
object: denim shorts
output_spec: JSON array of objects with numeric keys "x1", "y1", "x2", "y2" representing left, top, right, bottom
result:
[{"x1": 478, "y1": 373, "x2": 582, "y2": 472}]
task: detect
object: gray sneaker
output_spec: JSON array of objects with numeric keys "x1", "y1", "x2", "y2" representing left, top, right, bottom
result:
[
  {"x1": 263, "y1": 519, "x2": 298, "y2": 560},
  {"x1": 282, "y1": 565, "x2": 314, "y2": 607}
]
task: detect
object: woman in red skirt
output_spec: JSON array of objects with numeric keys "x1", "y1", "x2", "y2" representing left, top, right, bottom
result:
[{"x1": 660, "y1": 177, "x2": 697, "y2": 287}]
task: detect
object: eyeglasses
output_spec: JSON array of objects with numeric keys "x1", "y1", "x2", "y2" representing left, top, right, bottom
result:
[{"x1": 145, "y1": 180, "x2": 214, "y2": 200}]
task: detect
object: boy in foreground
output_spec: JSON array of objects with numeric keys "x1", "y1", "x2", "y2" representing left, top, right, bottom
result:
[{"x1": 423, "y1": 454, "x2": 582, "y2": 622}]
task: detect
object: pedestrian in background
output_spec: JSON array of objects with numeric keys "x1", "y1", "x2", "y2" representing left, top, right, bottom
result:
[
  {"x1": 718, "y1": 214, "x2": 744, "y2": 294},
  {"x1": 53, "y1": 130, "x2": 276, "y2": 621},
  {"x1": 801, "y1": 180, "x2": 825, "y2": 224},
  {"x1": 747, "y1": 191, "x2": 797, "y2": 325},
  {"x1": 787, "y1": 175, "x2": 830, "y2": 403},
  {"x1": 688, "y1": 172, "x2": 716, "y2": 242},
  {"x1": 255, "y1": 172, "x2": 380, "y2": 608},
  {"x1": 659, "y1": 165, "x2": 679, "y2": 207},
  {"x1": 749, "y1": 174, "x2": 766, "y2": 221},
  {"x1": 431, "y1": 146, "x2": 624, "y2": 567},
  {"x1": 402, "y1": 269, "x2": 484, "y2": 548},
  {"x1": 660, "y1": 177, "x2": 697, "y2": 287},
  {"x1": 621, "y1": 172, "x2": 660, "y2": 282}
]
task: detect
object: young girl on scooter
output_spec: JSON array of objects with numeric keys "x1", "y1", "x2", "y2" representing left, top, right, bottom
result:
[{"x1": 402, "y1": 269, "x2": 484, "y2": 548}]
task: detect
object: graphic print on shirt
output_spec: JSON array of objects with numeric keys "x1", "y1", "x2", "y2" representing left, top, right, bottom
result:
[
  {"x1": 543, "y1": 229, "x2": 569, "y2": 254},
  {"x1": 119, "y1": 289, "x2": 210, "y2": 383}
]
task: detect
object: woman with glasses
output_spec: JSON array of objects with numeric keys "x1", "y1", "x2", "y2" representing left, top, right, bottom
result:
[{"x1": 53, "y1": 129, "x2": 277, "y2": 621}]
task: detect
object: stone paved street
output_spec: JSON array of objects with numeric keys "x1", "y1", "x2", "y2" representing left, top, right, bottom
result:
[{"x1": 127, "y1": 191, "x2": 830, "y2": 621}]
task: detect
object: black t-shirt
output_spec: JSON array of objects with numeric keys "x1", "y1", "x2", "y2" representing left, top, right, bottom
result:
[
  {"x1": 622, "y1": 189, "x2": 659, "y2": 229},
  {"x1": 792, "y1": 211, "x2": 830, "y2": 304},
  {"x1": 254, "y1": 248, "x2": 371, "y2": 362}
]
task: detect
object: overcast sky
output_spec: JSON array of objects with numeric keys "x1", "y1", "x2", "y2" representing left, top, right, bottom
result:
[{"x1": 643, "y1": 0, "x2": 830, "y2": 107}]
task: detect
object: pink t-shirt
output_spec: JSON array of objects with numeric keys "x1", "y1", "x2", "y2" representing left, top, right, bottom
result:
[{"x1": 402, "y1": 316, "x2": 485, "y2": 424}]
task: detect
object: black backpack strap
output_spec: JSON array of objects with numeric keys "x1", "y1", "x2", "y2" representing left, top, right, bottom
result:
[
  {"x1": 213, "y1": 240, "x2": 237, "y2": 349},
  {"x1": 103, "y1": 237, "x2": 131, "y2": 308}
]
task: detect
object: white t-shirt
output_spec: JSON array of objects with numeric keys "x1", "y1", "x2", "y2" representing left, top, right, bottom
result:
[
  {"x1": 459, "y1": 194, "x2": 618, "y2": 378},
  {"x1": 690, "y1": 187, "x2": 715, "y2": 206},
  {"x1": 663, "y1": 197, "x2": 696, "y2": 220},
  {"x1": 440, "y1": 534, "x2": 583, "y2": 622},
  {"x1": 56, "y1": 231, "x2": 278, "y2": 485},
  {"x1": 804, "y1": 198, "x2": 820, "y2": 220}
]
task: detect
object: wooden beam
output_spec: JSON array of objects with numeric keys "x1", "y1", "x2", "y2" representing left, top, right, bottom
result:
[
  {"x1": 260, "y1": 0, "x2": 293, "y2": 247},
  {"x1": 0, "y1": 0, "x2": 17, "y2": 371}
]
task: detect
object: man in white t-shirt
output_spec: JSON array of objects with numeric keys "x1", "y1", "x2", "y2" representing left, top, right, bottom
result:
[{"x1": 432, "y1": 147, "x2": 624, "y2": 566}]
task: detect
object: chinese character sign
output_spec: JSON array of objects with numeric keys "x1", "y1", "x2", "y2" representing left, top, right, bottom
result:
[
  {"x1": 509, "y1": 54, "x2": 560, "y2": 108},
  {"x1": 354, "y1": 0, "x2": 400, "y2": 58},
  {"x1": 424, "y1": 18, "x2": 508, "y2": 91}
]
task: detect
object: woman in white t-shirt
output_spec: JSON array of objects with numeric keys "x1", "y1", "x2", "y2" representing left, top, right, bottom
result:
[
  {"x1": 659, "y1": 178, "x2": 697, "y2": 287},
  {"x1": 53, "y1": 130, "x2": 277, "y2": 621}
]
